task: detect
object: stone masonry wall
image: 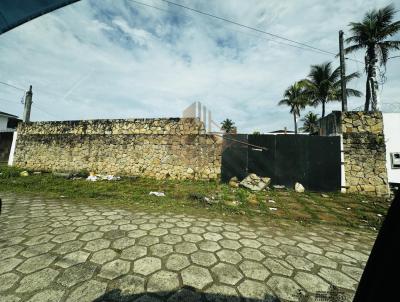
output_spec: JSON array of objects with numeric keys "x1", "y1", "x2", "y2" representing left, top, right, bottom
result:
[
  {"x1": 342, "y1": 112, "x2": 389, "y2": 196},
  {"x1": 13, "y1": 118, "x2": 222, "y2": 180}
]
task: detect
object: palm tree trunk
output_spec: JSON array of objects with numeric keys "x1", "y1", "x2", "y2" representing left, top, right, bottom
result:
[
  {"x1": 321, "y1": 100, "x2": 326, "y2": 117},
  {"x1": 370, "y1": 57, "x2": 380, "y2": 111},
  {"x1": 293, "y1": 113, "x2": 298, "y2": 134},
  {"x1": 365, "y1": 76, "x2": 371, "y2": 112}
]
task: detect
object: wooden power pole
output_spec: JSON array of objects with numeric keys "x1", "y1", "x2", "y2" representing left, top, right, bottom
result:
[
  {"x1": 22, "y1": 85, "x2": 33, "y2": 122},
  {"x1": 339, "y1": 30, "x2": 347, "y2": 112}
]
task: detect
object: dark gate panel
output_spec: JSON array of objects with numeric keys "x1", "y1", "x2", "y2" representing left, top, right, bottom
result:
[
  {"x1": 221, "y1": 134, "x2": 341, "y2": 192},
  {"x1": 308, "y1": 136, "x2": 341, "y2": 191},
  {"x1": 221, "y1": 134, "x2": 248, "y2": 182},
  {"x1": 248, "y1": 135, "x2": 275, "y2": 179}
]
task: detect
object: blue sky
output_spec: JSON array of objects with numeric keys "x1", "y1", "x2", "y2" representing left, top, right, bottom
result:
[{"x1": 0, "y1": 0, "x2": 399, "y2": 132}]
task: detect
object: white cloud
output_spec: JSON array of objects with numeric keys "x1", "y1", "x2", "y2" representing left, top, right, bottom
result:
[{"x1": 0, "y1": 0, "x2": 399, "y2": 132}]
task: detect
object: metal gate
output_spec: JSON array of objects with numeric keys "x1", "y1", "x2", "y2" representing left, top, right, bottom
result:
[{"x1": 221, "y1": 134, "x2": 341, "y2": 192}]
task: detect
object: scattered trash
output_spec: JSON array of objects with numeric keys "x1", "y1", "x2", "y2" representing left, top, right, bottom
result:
[
  {"x1": 321, "y1": 194, "x2": 329, "y2": 198},
  {"x1": 295, "y1": 182, "x2": 305, "y2": 193},
  {"x1": 53, "y1": 172, "x2": 73, "y2": 179},
  {"x1": 346, "y1": 207, "x2": 351, "y2": 210},
  {"x1": 273, "y1": 185, "x2": 286, "y2": 190},
  {"x1": 33, "y1": 171, "x2": 42, "y2": 175},
  {"x1": 268, "y1": 200, "x2": 276, "y2": 203},
  {"x1": 86, "y1": 175, "x2": 98, "y2": 181},
  {"x1": 224, "y1": 200, "x2": 239, "y2": 207},
  {"x1": 377, "y1": 214, "x2": 383, "y2": 217},
  {"x1": 149, "y1": 191, "x2": 166, "y2": 197},
  {"x1": 60, "y1": 195, "x2": 66, "y2": 198},
  {"x1": 269, "y1": 207, "x2": 277, "y2": 211},
  {"x1": 361, "y1": 200, "x2": 369, "y2": 203},
  {"x1": 20, "y1": 171, "x2": 29, "y2": 177},
  {"x1": 240, "y1": 174, "x2": 271, "y2": 191},
  {"x1": 229, "y1": 177, "x2": 239, "y2": 188}
]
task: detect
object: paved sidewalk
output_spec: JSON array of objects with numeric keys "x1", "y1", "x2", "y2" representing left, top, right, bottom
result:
[{"x1": 0, "y1": 193, "x2": 376, "y2": 302}]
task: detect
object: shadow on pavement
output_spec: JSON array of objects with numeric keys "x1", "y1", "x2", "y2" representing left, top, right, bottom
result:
[{"x1": 93, "y1": 286, "x2": 282, "y2": 302}]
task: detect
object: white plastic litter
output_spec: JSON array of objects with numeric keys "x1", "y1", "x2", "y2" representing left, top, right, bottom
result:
[
  {"x1": 269, "y1": 207, "x2": 277, "y2": 211},
  {"x1": 268, "y1": 200, "x2": 276, "y2": 203},
  {"x1": 86, "y1": 175, "x2": 98, "y2": 181},
  {"x1": 149, "y1": 191, "x2": 166, "y2": 197}
]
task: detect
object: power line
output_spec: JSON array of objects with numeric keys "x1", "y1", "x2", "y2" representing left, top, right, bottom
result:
[{"x1": 0, "y1": 81, "x2": 25, "y2": 91}]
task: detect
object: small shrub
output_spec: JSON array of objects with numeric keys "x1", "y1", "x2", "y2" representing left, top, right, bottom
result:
[{"x1": 0, "y1": 166, "x2": 24, "y2": 178}]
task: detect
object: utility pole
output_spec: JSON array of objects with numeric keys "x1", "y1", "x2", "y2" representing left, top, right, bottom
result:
[
  {"x1": 339, "y1": 30, "x2": 347, "y2": 112},
  {"x1": 23, "y1": 85, "x2": 33, "y2": 122}
]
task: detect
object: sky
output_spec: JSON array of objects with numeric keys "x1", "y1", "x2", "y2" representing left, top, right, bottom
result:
[{"x1": 0, "y1": 0, "x2": 399, "y2": 133}]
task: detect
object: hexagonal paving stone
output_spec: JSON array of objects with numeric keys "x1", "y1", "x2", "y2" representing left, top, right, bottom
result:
[
  {"x1": 121, "y1": 246, "x2": 147, "y2": 261},
  {"x1": 138, "y1": 236, "x2": 160, "y2": 247},
  {"x1": 297, "y1": 243, "x2": 323, "y2": 255},
  {"x1": 17, "y1": 254, "x2": 57, "y2": 274},
  {"x1": 239, "y1": 239, "x2": 261, "y2": 248},
  {"x1": 211, "y1": 263, "x2": 243, "y2": 286},
  {"x1": 263, "y1": 258, "x2": 293, "y2": 277},
  {"x1": 280, "y1": 245, "x2": 305, "y2": 257},
  {"x1": 205, "y1": 284, "x2": 240, "y2": 302},
  {"x1": 56, "y1": 251, "x2": 90, "y2": 268},
  {"x1": 75, "y1": 225, "x2": 98, "y2": 233},
  {"x1": 170, "y1": 227, "x2": 187, "y2": 235},
  {"x1": 0, "y1": 273, "x2": 19, "y2": 291},
  {"x1": 325, "y1": 252, "x2": 357, "y2": 265},
  {"x1": 257, "y1": 237, "x2": 280, "y2": 247},
  {"x1": 221, "y1": 232, "x2": 241, "y2": 240},
  {"x1": 219, "y1": 239, "x2": 241, "y2": 250},
  {"x1": 239, "y1": 247, "x2": 265, "y2": 261},
  {"x1": 199, "y1": 241, "x2": 221, "y2": 252},
  {"x1": 189, "y1": 226, "x2": 206, "y2": 234},
  {"x1": 286, "y1": 255, "x2": 314, "y2": 271},
  {"x1": 147, "y1": 270, "x2": 180, "y2": 295},
  {"x1": 106, "y1": 275, "x2": 145, "y2": 299},
  {"x1": 57, "y1": 262, "x2": 97, "y2": 287},
  {"x1": 294, "y1": 272, "x2": 330, "y2": 293},
  {"x1": 343, "y1": 250, "x2": 369, "y2": 262},
  {"x1": 162, "y1": 234, "x2": 183, "y2": 245},
  {"x1": 216, "y1": 249, "x2": 243, "y2": 265},
  {"x1": 237, "y1": 279, "x2": 270, "y2": 300},
  {"x1": 84, "y1": 238, "x2": 111, "y2": 252},
  {"x1": 134, "y1": 257, "x2": 161, "y2": 275},
  {"x1": 306, "y1": 254, "x2": 338, "y2": 269},
  {"x1": 318, "y1": 268, "x2": 358, "y2": 290},
  {"x1": 120, "y1": 224, "x2": 138, "y2": 231},
  {"x1": 0, "y1": 246, "x2": 24, "y2": 260},
  {"x1": 52, "y1": 241, "x2": 84, "y2": 255},
  {"x1": 267, "y1": 276, "x2": 304, "y2": 302},
  {"x1": 24, "y1": 234, "x2": 54, "y2": 246},
  {"x1": 149, "y1": 228, "x2": 168, "y2": 236},
  {"x1": 341, "y1": 265, "x2": 364, "y2": 281},
  {"x1": 20, "y1": 243, "x2": 55, "y2": 258},
  {"x1": 203, "y1": 232, "x2": 223, "y2": 242},
  {"x1": 91, "y1": 248, "x2": 118, "y2": 264},
  {"x1": 149, "y1": 243, "x2": 173, "y2": 258},
  {"x1": 140, "y1": 223, "x2": 157, "y2": 231},
  {"x1": 239, "y1": 260, "x2": 270, "y2": 281},
  {"x1": 0, "y1": 257, "x2": 23, "y2": 274},
  {"x1": 16, "y1": 268, "x2": 59, "y2": 293},
  {"x1": 26, "y1": 289, "x2": 65, "y2": 302},
  {"x1": 79, "y1": 231, "x2": 104, "y2": 241},
  {"x1": 98, "y1": 259, "x2": 130, "y2": 280},
  {"x1": 112, "y1": 237, "x2": 136, "y2": 250},
  {"x1": 52, "y1": 232, "x2": 79, "y2": 243},
  {"x1": 190, "y1": 251, "x2": 218, "y2": 267},
  {"x1": 182, "y1": 265, "x2": 213, "y2": 289},
  {"x1": 174, "y1": 242, "x2": 198, "y2": 254},
  {"x1": 183, "y1": 234, "x2": 203, "y2": 243},
  {"x1": 93, "y1": 219, "x2": 112, "y2": 226},
  {"x1": 65, "y1": 279, "x2": 107, "y2": 302},
  {"x1": 128, "y1": 230, "x2": 147, "y2": 239},
  {"x1": 165, "y1": 254, "x2": 190, "y2": 271}
]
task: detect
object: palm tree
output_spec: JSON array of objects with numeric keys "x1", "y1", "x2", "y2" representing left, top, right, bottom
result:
[
  {"x1": 300, "y1": 62, "x2": 361, "y2": 117},
  {"x1": 300, "y1": 111, "x2": 319, "y2": 134},
  {"x1": 221, "y1": 119, "x2": 235, "y2": 133},
  {"x1": 345, "y1": 4, "x2": 400, "y2": 111},
  {"x1": 278, "y1": 82, "x2": 308, "y2": 134}
]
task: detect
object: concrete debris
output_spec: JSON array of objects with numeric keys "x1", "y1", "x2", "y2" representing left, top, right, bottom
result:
[
  {"x1": 149, "y1": 191, "x2": 166, "y2": 197},
  {"x1": 229, "y1": 177, "x2": 239, "y2": 188},
  {"x1": 294, "y1": 182, "x2": 305, "y2": 193},
  {"x1": 239, "y1": 174, "x2": 271, "y2": 191},
  {"x1": 321, "y1": 194, "x2": 329, "y2": 198},
  {"x1": 86, "y1": 174, "x2": 121, "y2": 182},
  {"x1": 273, "y1": 185, "x2": 285, "y2": 190}
]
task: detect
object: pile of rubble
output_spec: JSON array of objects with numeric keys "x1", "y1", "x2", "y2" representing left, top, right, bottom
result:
[{"x1": 229, "y1": 174, "x2": 305, "y2": 192}]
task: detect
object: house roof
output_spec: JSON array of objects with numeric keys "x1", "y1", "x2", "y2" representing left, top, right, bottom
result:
[{"x1": 0, "y1": 111, "x2": 19, "y2": 118}]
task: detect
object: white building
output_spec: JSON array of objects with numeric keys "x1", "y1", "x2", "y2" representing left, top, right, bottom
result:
[
  {"x1": 0, "y1": 111, "x2": 20, "y2": 132},
  {"x1": 383, "y1": 113, "x2": 400, "y2": 185}
]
